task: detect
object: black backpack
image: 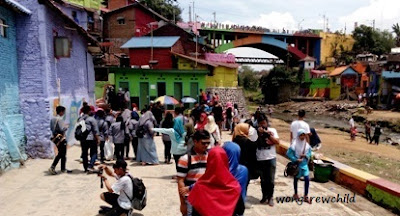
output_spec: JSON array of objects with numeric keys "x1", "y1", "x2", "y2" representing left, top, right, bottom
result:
[
  {"x1": 135, "y1": 119, "x2": 149, "y2": 138},
  {"x1": 124, "y1": 176, "x2": 147, "y2": 211},
  {"x1": 75, "y1": 119, "x2": 90, "y2": 140}
]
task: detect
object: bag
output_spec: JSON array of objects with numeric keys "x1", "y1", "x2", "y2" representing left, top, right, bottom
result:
[
  {"x1": 104, "y1": 140, "x2": 114, "y2": 160},
  {"x1": 51, "y1": 134, "x2": 65, "y2": 147},
  {"x1": 75, "y1": 119, "x2": 89, "y2": 140},
  {"x1": 135, "y1": 119, "x2": 149, "y2": 138},
  {"x1": 284, "y1": 161, "x2": 300, "y2": 177},
  {"x1": 124, "y1": 176, "x2": 147, "y2": 211}
]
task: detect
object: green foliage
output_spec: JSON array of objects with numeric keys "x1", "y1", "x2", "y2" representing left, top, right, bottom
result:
[
  {"x1": 392, "y1": 23, "x2": 400, "y2": 47},
  {"x1": 352, "y1": 25, "x2": 395, "y2": 56},
  {"x1": 238, "y1": 66, "x2": 259, "y2": 91},
  {"x1": 139, "y1": 0, "x2": 182, "y2": 21},
  {"x1": 259, "y1": 66, "x2": 298, "y2": 104},
  {"x1": 330, "y1": 31, "x2": 354, "y2": 66}
]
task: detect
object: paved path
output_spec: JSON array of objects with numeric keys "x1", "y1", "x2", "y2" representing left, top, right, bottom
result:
[{"x1": 0, "y1": 131, "x2": 394, "y2": 216}]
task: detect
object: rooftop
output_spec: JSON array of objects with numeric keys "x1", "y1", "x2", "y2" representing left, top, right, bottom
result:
[
  {"x1": 121, "y1": 36, "x2": 180, "y2": 49},
  {"x1": 1, "y1": 0, "x2": 31, "y2": 14}
]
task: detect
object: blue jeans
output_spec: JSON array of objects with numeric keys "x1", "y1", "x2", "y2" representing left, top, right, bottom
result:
[{"x1": 185, "y1": 197, "x2": 193, "y2": 216}]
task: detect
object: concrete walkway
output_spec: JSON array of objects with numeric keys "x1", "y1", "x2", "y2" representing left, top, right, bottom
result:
[{"x1": 0, "y1": 131, "x2": 394, "y2": 216}]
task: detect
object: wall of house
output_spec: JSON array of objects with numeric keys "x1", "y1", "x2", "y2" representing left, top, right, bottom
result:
[
  {"x1": 319, "y1": 32, "x2": 355, "y2": 66},
  {"x1": 16, "y1": 0, "x2": 95, "y2": 158},
  {"x1": 0, "y1": 6, "x2": 27, "y2": 172},
  {"x1": 330, "y1": 77, "x2": 341, "y2": 99},
  {"x1": 112, "y1": 68, "x2": 207, "y2": 109},
  {"x1": 177, "y1": 57, "x2": 208, "y2": 70},
  {"x1": 206, "y1": 66, "x2": 238, "y2": 87},
  {"x1": 134, "y1": 7, "x2": 158, "y2": 36},
  {"x1": 64, "y1": 0, "x2": 103, "y2": 10},
  {"x1": 107, "y1": 0, "x2": 135, "y2": 11},
  {"x1": 129, "y1": 48, "x2": 173, "y2": 69},
  {"x1": 58, "y1": 4, "x2": 88, "y2": 30}
]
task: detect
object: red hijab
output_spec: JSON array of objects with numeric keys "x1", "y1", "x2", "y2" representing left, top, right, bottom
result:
[
  {"x1": 195, "y1": 112, "x2": 208, "y2": 130},
  {"x1": 188, "y1": 147, "x2": 241, "y2": 216}
]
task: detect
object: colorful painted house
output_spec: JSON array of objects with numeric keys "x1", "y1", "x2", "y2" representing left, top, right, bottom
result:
[
  {"x1": 0, "y1": 0, "x2": 31, "y2": 172},
  {"x1": 304, "y1": 70, "x2": 330, "y2": 98},
  {"x1": 16, "y1": 0, "x2": 98, "y2": 158},
  {"x1": 329, "y1": 66, "x2": 359, "y2": 99},
  {"x1": 112, "y1": 68, "x2": 208, "y2": 109},
  {"x1": 319, "y1": 32, "x2": 355, "y2": 67},
  {"x1": 121, "y1": 36, "x2": 181, "y2": 69},
  {"x1": 102, "y1": 1, "x2": 168, "y2": 54}
]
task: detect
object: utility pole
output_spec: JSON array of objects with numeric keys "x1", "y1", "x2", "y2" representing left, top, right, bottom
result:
[
  {"x1": 195, "y1": 14, "x2": 198, "y2": 68},
  {"x1": 213, "y1": 11, "x2": 216, "y2": 24},
  {"x1": 323, "y1": 14, "x2": 326, "y2": 32},
  {"x1": 192, "y1": 1, "x2": 195, "y2": 25},
  {"x1": 189, "y1": 5, "x2": 192, "y2": 23},
  {"x1": 373, "y1": 19, "x2": 375, "y2": 30}
]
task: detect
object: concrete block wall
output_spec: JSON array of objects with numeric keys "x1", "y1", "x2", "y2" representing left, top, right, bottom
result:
[
  {"x1": 16, "y1": 0, "x2": 95, "y2": 158},
  {"x1": 206, "y1": 87, "x2": 248, "y2": 116},
  {"x1": 0, "y1": 6, "x2": 27, "y2": 172}
]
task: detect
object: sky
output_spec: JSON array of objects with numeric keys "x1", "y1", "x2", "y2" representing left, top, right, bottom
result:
[{"x1": 176, "y1": 0, "x2": 400, "y2": 70}]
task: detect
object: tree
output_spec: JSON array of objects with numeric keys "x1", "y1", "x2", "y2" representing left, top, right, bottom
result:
[
  {"x1": 238, "y1": 66, "x2": 259, "y2": 91},
  {"x1": 330, "y1": 31, "x2": 354, "y2": 66},
  {"x1": 139, "y1": 0, "x2": 182, "y2": 22},
  {"x1": 352, "y1": 25, "x2": 395, "y2": 56},
  {"x1": 259, "y1": 66, "x2": 298, "y2": 104},
  {"x1": 392, "y1": 23, "x2": 400, "y2": 47}
]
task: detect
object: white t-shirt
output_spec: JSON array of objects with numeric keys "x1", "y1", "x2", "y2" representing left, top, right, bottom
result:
[
  {"x1": 290, "y1": 120, "x2": 310, "y2": 143},
  {"x1": 248, "y1": 126, "x2": 258, "y2": 142},
  {"x1": 111, "y1": 175, "x2": 134, "y2": 210},
  {"x1": 256, "y1": 128, "x2": 279, "y2": 161}
]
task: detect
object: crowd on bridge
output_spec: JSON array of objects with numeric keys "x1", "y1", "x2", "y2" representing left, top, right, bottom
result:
[
  {"x1": 48, "y1": 92, "x2": 323, "y2": 215},
  {"x1": 200, "y1": 22, "x2": 295, "y2": 34}
]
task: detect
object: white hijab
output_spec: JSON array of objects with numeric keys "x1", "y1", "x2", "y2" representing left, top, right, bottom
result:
[
  {"x1": 290, "y1": 129, "x2": 311, "y2": 158},
  {"x1": 205, "y1": 115, "x2": 218, "y2": 133}
]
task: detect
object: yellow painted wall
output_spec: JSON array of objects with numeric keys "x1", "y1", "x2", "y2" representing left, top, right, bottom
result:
[
  {"x1": 206, "y1": 66, "x2": 238, "y2": 87},
  {"x1": 329, "y1": 77, "x2": 341, "y2": 99},
  {"x1": 177, "y1": 58, "x2": 208, "y2": 70},
  {"x1": 320, "y1": 32, "x2": 355, "y2": 66}
]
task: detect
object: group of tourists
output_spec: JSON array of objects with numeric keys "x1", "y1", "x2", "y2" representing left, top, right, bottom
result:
[
  {"x1": 49, "y1": 99, "x2": 319, "y2": 215},
  {"x1": 349, "y1": 116, "x2": 383, "y2": 145}
]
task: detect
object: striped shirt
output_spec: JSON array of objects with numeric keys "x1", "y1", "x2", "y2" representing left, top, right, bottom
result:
[{"x1": 177, "y1": 148, "x2": 208, "y2": 186}]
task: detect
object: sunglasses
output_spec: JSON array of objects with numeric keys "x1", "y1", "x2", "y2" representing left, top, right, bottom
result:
[{"x1": 201, "y1": 141, "x2": 211, "y2": 145}]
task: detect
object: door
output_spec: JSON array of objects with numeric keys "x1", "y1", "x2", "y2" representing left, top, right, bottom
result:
[
  {"x1": 157, "y1": 82, "x2": 166, "y2": 97},
  {"x1": 140, "y1": 82, "x2": 149, "y2": 109},
  {"x1": 174, "y1": 82, "x2": 183, "y2": 101},
  {"x1": 190, "y1": 82, "x2": 198, "y2": 100}
]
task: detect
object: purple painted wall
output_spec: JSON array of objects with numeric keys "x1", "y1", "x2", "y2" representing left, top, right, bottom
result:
[{"x1": 16, "y1": 0, "x2": 95, "y2": 158}]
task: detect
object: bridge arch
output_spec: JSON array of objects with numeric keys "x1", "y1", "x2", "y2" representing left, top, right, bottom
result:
[{"x1": 215, "y1": 35, "x2": 307, "y2": 63}]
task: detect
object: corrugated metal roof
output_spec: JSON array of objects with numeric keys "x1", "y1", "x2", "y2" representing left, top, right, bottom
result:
[
  {"x1": 329, "y1": 66, "x2": 348, "y2": 76},
  {"x1": 2, "y1": 0, "x2": 31, "y2": 14},
  {"x1": 382, "y1": 71, "x2": 400, "y2": 79},
  {"x1": 121, "y1": 36, "x2": 180, "y2": 49}
]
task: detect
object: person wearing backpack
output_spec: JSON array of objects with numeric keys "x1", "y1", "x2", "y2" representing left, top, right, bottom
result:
[
  {"x1": 128, "y1": 111, "x2": 140, "y2": 161},
  {"x1": 48, "y1": 106, "x2": 69, "y2": 175},
  {"x1": 96, "y1": 109, "x2": 109, "y2": 164},
  {"x1": 78, "y1": 105, "x2": 100, "y2": 172},
  {"x1": 109, "y1": 116, "x2": 128, "y2": 160},
  {"x1": 99, "y1": 160, "x2": 134, "y2": 216}
]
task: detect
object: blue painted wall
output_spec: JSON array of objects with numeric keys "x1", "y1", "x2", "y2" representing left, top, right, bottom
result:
[
  {"x1": 16, "y1": 0, "x2": 95, "y2": 159},
  {"x1": 0, "y1": 6, "x2": 27, "y2": 172}
]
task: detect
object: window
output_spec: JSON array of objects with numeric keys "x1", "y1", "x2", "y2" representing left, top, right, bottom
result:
[
  {"x1": 72, "y1": 11, "x2": 79, "y2": 24},
  {"x1": 117, "y1": 17, "x2": 125, "y2": 25},
  {"x1": 0, "y1": 19, "x2": 6, "y2": 38},
  {"x1": 54, "y1": 37, "x2": 71, "y2": 58}
]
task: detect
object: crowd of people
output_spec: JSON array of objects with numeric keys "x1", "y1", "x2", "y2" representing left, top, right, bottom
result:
[
  {"x1": 349, "y1": 116, "x2": 383, "y2": 145},
  {"x1": 49, "y1": 98, "x2": 321, "y2": 215}
]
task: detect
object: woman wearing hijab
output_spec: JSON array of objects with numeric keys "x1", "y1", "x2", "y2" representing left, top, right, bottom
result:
[
  {"x1": 188, "y1": 147, "x2": 241, "y2": 216},
  {"x1": 152, "y1": 117, "x2": 187, "y2": 171},
  {"x1": 286, "y1": 129, "x2": 312, "y2": 203},
  {"x1": 128, "y1": 111, "x2": 140, "y2": 160},
  {"x1": 223, "y1": 142, "x2": 248, "y2": 216},
  {"x1": 160, "y1": 112, "x2": 174, "y2": 163},
  {"x1": 204, "y1": 115, "x2": 221, "y2": 148},
  {"x1": 136, "y1": 109, "x2": 159, "y2": 165},
  {"x1": 232, "y1": 123, "x2": 258, "y2": 180},
  {"x1": 194, "y1": 112, "x2": 208, "y2": 130}
]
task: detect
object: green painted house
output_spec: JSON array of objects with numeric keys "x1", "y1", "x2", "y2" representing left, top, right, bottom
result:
[{"x1": 111, "y1": 68, "x2": 207, "y2": 109}]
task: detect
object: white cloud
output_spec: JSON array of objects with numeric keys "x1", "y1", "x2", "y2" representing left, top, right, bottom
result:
[
  {"x1": 249, "y1": 12, "x2": 297, "y2": 30},
  {"x1": 339, "y1": 0, "x2": 400, "y2": 31}
]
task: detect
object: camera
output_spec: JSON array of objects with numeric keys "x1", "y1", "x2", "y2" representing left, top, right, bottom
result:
[{"x1": 94, "y1": 168, "x2": 104, "y2": 188}]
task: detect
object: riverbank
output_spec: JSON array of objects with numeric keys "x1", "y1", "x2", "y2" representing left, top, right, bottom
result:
[{"x1": 269, "y1": 117, "x2": 400, "y2": 184}]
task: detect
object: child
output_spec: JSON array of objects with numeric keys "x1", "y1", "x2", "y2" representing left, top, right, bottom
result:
[{"x1": 350, "y1": 126, "x2": 357, "y2": 141}]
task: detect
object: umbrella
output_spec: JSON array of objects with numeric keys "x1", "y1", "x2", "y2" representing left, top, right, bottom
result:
[
  {"x1": 181, "y1": 97, "x2": 197, "y2": 103},
  {"x1": 154, "y1": 95, "x2": 179, "y2": 105}
]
